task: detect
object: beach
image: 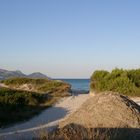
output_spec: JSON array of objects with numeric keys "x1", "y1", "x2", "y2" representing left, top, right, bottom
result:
[
  {"x1": 0, "y1": 91, "x2": 140, "y2": 140},
  {"x1": 0, "y1": 94, "x2": 90, "y2": 140}
]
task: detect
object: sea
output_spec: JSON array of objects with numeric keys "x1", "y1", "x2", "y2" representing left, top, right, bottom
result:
[{"x1": 59, "y1": 79, "x2": 90, "y2": 92}]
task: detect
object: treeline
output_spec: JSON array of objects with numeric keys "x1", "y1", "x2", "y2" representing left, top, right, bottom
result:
[{"x1": 90, "y1": 68, "x2": 140, "y2": 96}]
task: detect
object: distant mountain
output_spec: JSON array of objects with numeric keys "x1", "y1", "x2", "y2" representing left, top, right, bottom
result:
[
  {"x1": 0, "y1": 68, "x2": 50, "y2": 80},
  {"x1": 28, "y1": 72, "x2": 50, "y2": 79},
  {"x1": 0, "y1": 69, "x2": 26, "y2": 80}
]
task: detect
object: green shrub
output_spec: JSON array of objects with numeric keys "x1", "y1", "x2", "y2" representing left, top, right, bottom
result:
[
  {"x1": 90, "y1": 68, "x2": 140, "y2": 96},
  {"x1": 0, "y1": 78, "x2": 71, "y2": 126},
  {"x1": 0, "y1": 88, "x2": 47, "y2": 126},
  {"x1": 0, "y1": 88, "x2": 44, "y2": 108},
  {"x1": 1, "y1": 77, "x2": 71, "y2": 94}
]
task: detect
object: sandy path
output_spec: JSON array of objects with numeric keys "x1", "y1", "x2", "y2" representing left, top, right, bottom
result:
[{"x1": 0, "y1": 94, "x2": 90, "y2": 140}]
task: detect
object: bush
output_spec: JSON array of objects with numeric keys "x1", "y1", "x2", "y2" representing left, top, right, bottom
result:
[
  {"x1": 1, "y1": 77, "x2": 71, "y2": 94},
  {"x1": 0, "y1": 78, "x2": 71, "y2": 126},
  {"x1": 0, "y1": 88, "x2": 47, "y2": 126},
  {"x1": 90, "y1": 68, "x2": 140, "y2": 96}
]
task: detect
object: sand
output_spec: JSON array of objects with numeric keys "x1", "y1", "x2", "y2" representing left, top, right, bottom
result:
[
  {"x1": 60, "y1": 92, "x2": 140, "y2": 129},
  {"x1": 0, "y1": 94, "x2": 90, "y2": 140},
  {"x1": 0, "y1": 93, "x2": 140, "y2": 140}
]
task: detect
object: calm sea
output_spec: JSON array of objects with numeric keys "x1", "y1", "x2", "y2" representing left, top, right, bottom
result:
[{"x1": 60, "y1": 79, "x2": 90, "y2": 92}]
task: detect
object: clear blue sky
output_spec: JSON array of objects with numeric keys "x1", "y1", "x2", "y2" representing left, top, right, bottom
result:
[{"x1": 0, "y1": 0, "x2": 140, "y2": 78}]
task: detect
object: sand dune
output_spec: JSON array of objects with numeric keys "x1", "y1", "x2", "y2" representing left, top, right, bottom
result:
[
  {"x1": 0, "y1": 93, "x2": 140, "y2": 140},
  {"x1": 0, "y1": 94, "x2": 90, "y2": 140}
]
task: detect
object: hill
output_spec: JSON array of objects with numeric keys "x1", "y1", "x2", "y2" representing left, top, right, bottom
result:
[
  {"x1": 0, "y1": 69, "x2": 26, "y2": 80},
  {"x1": 0, "y1": 68, "x2": 50, "y2": 80},
  {"x1": 28, "y1": 72, "x2": 50, "y2": 79}
]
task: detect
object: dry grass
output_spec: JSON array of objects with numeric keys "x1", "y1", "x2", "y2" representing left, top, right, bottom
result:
[{"x1": 33, "y1": 123, "x2": 140, "y2": 140}]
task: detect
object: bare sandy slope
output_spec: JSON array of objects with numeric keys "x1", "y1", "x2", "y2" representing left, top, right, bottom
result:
[
  {"x1": 60, "y1": 93, "x2": 140, "y2": 129},
  {"x1": 0, "y1": 94, "x2": 90, "y2": 140},
  {"x1": 0, "y1": 83, "x2": 8, "y2": 88}
]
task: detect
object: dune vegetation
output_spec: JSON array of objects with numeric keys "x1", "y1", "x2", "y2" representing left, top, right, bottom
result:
[
  {"x1": 90, "y1": 68, "x2": 140, "y2": 96},
  {"x1": 1, "y1": 77, "x2": 71, "y2": 95},
  {"x1": 0, "y1": 78, "x2": 71, "y2": 127},
  {"x1": 0, "y1": 88, "x2": 46, "y2": 127}
]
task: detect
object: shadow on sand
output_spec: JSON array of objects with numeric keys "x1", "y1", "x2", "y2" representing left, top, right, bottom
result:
[{"x1": 0, "y1": 106, "x2": 69, "y2": 140}]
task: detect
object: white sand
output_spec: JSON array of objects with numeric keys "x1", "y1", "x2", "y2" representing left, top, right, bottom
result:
[{"x1": 0, "y1": 94, "x2": 90, "y2": 140}]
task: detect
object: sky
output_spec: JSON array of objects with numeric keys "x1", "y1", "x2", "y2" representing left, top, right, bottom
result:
[{"x1": 0, "y1": 0, "x2": 140, "y2": 78}]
